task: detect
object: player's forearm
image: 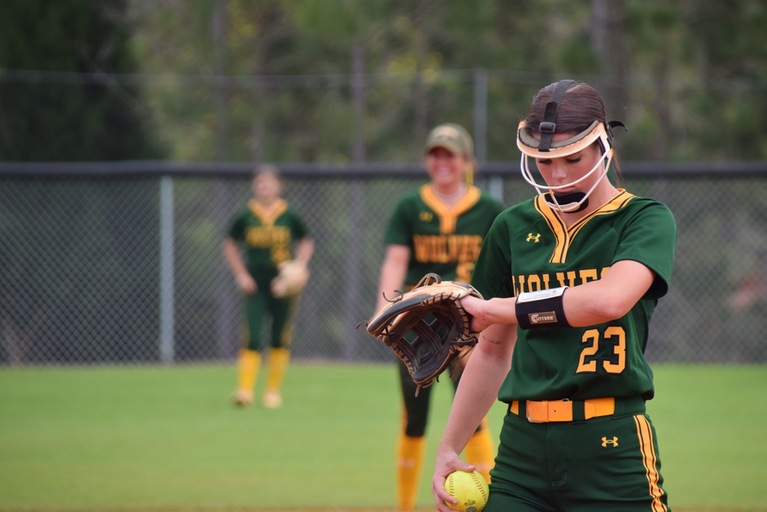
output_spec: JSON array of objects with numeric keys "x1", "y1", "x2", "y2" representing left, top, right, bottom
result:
[
  {"x1": 480, "y1": 291, "x2": 631, "y2": 329},
  {"x1": 438, "y1": 341, "x2": 509, "y2": 454},
  {"x1": 376, "y1": 246, "x2": 410, "y2": 304},
  {"x1": 222, "y1": 239, "x2": 249, "y2": 278},
  {"x1": 475, "y1": 297, "x2": 518, "y2": 325},
  {"x1": 560, "y1": 260, "x2": 656, "y2": 326},
  {"x1": 295, "y1": 238, "x2": 314, "y2": 264},
  {"x1": 376, "y1": 260, "x2": 407, "y2": 310}
]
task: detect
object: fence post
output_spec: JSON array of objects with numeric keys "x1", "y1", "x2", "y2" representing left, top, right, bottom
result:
[{"x1": 159, "y1": 176, "x2": 175, "y2": 364}]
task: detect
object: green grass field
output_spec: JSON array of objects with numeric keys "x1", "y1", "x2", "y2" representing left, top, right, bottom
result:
[{"x1": 1, "y1": 363, "x2": 766, "y2": 511}]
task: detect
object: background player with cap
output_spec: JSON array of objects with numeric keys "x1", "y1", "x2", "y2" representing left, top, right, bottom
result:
[
  {"x1": 224, "y1": 164, "x2": 314, "y2": 409},
  {"x1": 375, "y1": 123, "x2": 504, "y2": 511},
  {"x1": 431, "y1": 80, "x2": 676, "y2": 511}
]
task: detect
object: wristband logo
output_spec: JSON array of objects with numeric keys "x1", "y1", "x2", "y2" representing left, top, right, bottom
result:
[{"x1": 528, "y1": 311, "x2": 559, "y2": 324}]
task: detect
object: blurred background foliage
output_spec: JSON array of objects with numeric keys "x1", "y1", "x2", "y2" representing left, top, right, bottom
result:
[
  {"x1": 1, "y1": 0, "x2": 766, "y2": 163},
  {"x1": 1, "y1": 1, "x2": 766, "y2": 366}
]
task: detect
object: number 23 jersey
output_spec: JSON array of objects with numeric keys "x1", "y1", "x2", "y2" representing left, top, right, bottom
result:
[{"x1": 471, "y1": 189, "x2": 677, "y2": 402}]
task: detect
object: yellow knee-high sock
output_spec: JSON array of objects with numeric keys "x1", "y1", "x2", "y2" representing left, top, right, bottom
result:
[
  {"x1": 463, "y1": 418, "x2": 495, "y2": 483},
  {"x1": 397, "y1": 434, "x2": 425, "y2": 512},
  {"x1": 237, "y1": 349, "x2": 261, "y2": 394},
  {"x1": 265, "y1": 347, "x2": 290, "y2": 392}
]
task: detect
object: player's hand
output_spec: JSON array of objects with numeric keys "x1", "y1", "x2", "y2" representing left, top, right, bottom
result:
[
  {"x1": 461, "y1": 295, "x2": 492, "y2": 332},
  {"x1": 236, "y1": 273, "x2": 257, "y2": 294},
  {"x1": 432, "y1": 448, "x2": 476, "y2": 512}
]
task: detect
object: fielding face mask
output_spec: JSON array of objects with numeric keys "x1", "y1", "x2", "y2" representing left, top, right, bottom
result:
[
  {"x1": 516, "y1": 79, "x2": 624, "y2": 213},
  {"x1": 517, "y1": 119, "x2": 614, "y2": 213}
]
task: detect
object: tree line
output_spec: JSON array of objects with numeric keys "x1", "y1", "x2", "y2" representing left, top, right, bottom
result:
[{"x1": 1, "y1": 0, "x2": 765, "y2": 162}]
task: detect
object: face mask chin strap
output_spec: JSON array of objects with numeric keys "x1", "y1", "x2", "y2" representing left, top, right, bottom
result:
[
  {"x1": 546, "y1": 191, "x2": 588, "y2": 213},
  {"x1": 520, "y1": 146, "x2": 614, "y2": 213}
]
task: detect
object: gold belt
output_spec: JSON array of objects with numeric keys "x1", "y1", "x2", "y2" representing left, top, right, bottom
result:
[{"x1": 509, "y1": 397, "x2": 617, "y2": 423}]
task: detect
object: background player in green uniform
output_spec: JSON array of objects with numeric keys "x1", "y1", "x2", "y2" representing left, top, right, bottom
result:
[
  {"x1": 224, "y1": 164, "x2": 314, "y2": 409},
  {"x1": 432, "y1": 80, "x2": 676, "y2": 511},
  {"x1": 375, "y1": 123, "x2": 504, "y2": 511}
]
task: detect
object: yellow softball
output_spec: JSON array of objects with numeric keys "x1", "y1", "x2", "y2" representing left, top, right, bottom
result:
[{"x1": 443, "y1": 470, "x2": 489, "y2": 512}]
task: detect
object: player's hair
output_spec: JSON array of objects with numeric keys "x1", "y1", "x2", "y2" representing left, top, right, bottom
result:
[
  {"x1": 525, "y1": 81, "x2": 605, "y2": 136},
  {"x1": 524, "y1": 81, "x2": 623, "y2": 182}
]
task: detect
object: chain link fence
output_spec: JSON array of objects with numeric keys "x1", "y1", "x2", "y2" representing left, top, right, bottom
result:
[{"x1": 1, "y1": 162, "x2": 766, "y2": 366}]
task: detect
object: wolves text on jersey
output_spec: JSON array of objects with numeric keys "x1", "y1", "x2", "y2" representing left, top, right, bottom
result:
[
  {"x1": 246, "y1": 225, "x2": 292, "y2": 264},
  {"x1": 245, "y1": 225, "x2": 290, "y2": 248},
  {"x1": 412, "y1": 234, "x2": 483, "y2": 264},
  {"x1": 513, "y1": 267, "x2": 610, "y2": 295}
]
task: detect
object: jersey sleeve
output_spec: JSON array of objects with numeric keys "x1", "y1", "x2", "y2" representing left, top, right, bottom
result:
[
  {"x1": 471, "y1": 213, "x2": 514, "y2": 299},
  {"x1": 614, "y1": 201, "x2": 677, "y2": 299},
  {"x1": 383, "y1": 196, "x2": 413, "y2": 246},
  {"x1": 227, "y1": 210, "x2": 246, "y2": 240},
  {"x1": 288, "y1": 207, "x2": 310, "y2": 240}
]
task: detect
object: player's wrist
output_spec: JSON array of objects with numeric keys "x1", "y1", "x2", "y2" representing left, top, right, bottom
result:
[
  {"x1": 515, "y1": 286, "x2": 570, "y2": 329},
  {"x1": 484, "y1": 297, "x2": 517, "y2": 325}
]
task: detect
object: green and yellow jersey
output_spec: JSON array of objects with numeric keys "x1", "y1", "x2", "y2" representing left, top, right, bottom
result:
[
  {"x1": 227, "y1": 198, "x2": 309, "y2": 285},
  {"x1": 385, "y1": 184, "x2": 504, "y2": 286},
  {"x1": 472, "y1": 189, "x2": 676, "y2": 402}
]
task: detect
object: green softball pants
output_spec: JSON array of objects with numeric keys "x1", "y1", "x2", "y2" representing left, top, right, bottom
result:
[
  {"x1": 486, "y1": 401, "x2": 670, "y2": 512},
  {"x1": 243, "y1": 289, "x2": 296, "y2": 351}
]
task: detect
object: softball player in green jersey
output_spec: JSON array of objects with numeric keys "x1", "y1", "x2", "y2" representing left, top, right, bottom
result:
[
  {"x1": 376, "y1": 123, "x2": 504, "y2": 511},
  {"x1": 432, "y1": 80, "x2": 676, "y2": 512},
  {"x1": 224, "y1": 164, "x2": 314, "y2": 409}
]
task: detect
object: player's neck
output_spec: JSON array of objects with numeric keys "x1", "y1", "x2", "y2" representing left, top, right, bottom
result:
[
  {"x1": 433, "y1": 183, "x2": 467, "y2": 206},
  {"x1": 254, "y1": 197, "x2": 280, "y2": 209}
]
